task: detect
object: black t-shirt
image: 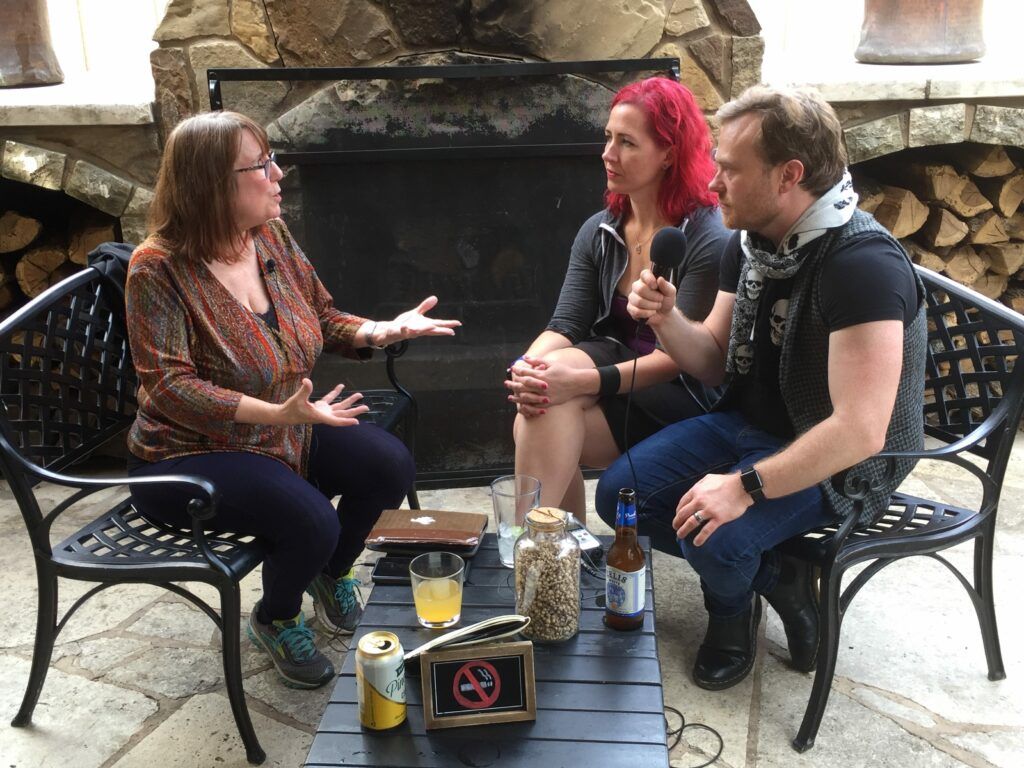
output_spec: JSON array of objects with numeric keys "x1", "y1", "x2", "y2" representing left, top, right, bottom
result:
[{"x1": 717, "y1": 230, "x2": 920, "y2": 438}]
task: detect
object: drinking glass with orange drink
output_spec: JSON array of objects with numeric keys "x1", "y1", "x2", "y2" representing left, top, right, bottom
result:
[{"x1": 409, "y1": 551, "x2": 465, "y2": 629}]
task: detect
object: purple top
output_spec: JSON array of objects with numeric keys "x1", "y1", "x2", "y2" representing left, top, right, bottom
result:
[{"x1": 610, "y1": 293, "x2": 658, "y2": 355}]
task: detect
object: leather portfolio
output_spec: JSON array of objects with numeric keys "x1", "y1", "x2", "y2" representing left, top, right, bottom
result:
[{"x1": 365, "y1": 509, "x2": 489, "y2": 554}]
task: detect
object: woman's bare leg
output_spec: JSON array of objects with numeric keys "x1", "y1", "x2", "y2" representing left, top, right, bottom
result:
[
  {"x1": 513, "y1": 348, "x2": 622, "y2": 522},
  {"x1": 560, "y1": 468, "x2": 586, "y2": 520}
]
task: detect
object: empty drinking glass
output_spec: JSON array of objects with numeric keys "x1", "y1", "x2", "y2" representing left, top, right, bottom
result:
[{"x1": 490, "y1": 474, "x2": 541, "y2": 568}]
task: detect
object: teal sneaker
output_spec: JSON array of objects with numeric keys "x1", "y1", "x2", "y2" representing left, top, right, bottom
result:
[
  {"x1": 246, "y1": 601, "x2": 335, "y2": 689},
  {"x1": 306, "y1": 570, "x2": 364, "y2": 635}
]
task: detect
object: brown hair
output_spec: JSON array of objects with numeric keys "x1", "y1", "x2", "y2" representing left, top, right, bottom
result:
[
  {"x1": 716, "y1": 86, "x2": 846, "y2": 196},
  {"x1": 148, "y1": 111, "x2": 270, "y2": 263}
]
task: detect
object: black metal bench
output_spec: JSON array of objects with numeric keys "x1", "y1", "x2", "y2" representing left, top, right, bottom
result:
[
  {"x1": 781, "y1": 265, "x2": 1024, "y2": 752},
  {"x1": 0, "y1": 264, "x2": 418, "y2": 764}
]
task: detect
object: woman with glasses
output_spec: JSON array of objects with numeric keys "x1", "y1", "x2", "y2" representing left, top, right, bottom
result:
[
  {"x1": 506, "y1": 77, "x2": 729, "y2": 522},
  {"x1": 125, "y1": 111, "x2": 459, "y2": 689}
]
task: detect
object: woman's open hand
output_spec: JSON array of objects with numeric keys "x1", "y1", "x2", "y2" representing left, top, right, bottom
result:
[
  {"x1": 280, "y1": 379, "x2": 369, "y2": 426},
  {"x1": 371, "y1": 296, "x2": 461, "y2": 347}
]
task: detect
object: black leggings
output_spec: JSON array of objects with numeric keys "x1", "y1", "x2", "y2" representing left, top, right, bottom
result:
[{"x1": 128, "y1": 423, "x2": 414, "y2": 621}]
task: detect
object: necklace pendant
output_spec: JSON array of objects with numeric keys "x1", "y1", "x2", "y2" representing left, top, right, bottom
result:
[{"x1": 635, "y1": 243, "x2": 642, "y2": 254}]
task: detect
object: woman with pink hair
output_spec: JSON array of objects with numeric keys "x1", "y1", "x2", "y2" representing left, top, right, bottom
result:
[{"x1": 506, "y1": 77, "x2": 730, "y2": 521}]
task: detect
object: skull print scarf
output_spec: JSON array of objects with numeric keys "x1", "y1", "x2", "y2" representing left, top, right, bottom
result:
[{"x1": 725, "y1": 170, "x2": 858, "y2": 376}]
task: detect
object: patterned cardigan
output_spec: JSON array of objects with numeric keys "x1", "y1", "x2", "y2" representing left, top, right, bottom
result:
[{"x1": 125, "y1": 218, "x2": 369, "y2": 476}]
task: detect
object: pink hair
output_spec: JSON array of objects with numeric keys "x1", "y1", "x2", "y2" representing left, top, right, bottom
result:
[{"x1": 605, "y1": 77, "x2": 718, "y2": 221}]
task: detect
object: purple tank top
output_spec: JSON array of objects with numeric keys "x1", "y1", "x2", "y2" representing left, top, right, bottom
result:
[{"x1": 610, "y1": 293, "x2": 658, "y2": 355}]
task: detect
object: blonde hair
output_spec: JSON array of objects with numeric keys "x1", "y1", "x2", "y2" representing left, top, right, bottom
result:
[
  {"x1": 148, "y1": 111, "x2": 270, "y2": 263},
  {"x1": 716, "y1": 86, "x2": 846, "y2": 196}
]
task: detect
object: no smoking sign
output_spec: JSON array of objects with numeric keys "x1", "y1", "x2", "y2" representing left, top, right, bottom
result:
[
  {"x1": 452, "y1": 660, "x2": 501, "y2": 709},
  {"x1": 421, "y1": 641, "x2": 536, "y2": 729}
]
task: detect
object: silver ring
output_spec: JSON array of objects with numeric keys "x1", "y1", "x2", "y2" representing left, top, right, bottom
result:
[{"x1": 693, "y1": 511, "x2": 706, "y2": 524}]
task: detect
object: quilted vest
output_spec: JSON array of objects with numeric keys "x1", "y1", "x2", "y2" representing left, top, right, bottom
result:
[{"x1": 779, "y1": 209, "x2": 927, "y2": 525}]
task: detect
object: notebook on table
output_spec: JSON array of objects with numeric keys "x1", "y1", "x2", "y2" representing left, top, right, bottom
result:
[{"x1": 365, "y1": 509, "x2": 489, "y2": 556}]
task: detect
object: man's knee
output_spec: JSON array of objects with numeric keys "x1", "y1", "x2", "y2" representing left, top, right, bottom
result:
[{"x1": 681, "y1": 525, "x2": 752, "y2": 577}]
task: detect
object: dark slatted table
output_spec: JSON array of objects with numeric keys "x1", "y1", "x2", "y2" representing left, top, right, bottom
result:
[{"x1": 306, "y1": 534, "x2": 668, "y2": 768}]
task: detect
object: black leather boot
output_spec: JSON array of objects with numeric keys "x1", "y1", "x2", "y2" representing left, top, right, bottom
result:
[
  {"x1": 763, "y1": 554, "x2": 820, "y2": 672},
  {"x1": 693, "y1": 596, "x2": 762, "y2": 691}
]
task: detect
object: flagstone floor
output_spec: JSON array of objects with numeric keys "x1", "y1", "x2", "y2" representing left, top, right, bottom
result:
[{"x1": 2, "y1": 436, "x2": 1023, "y2": 768}]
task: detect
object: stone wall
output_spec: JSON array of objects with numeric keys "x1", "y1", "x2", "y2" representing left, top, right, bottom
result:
[
  {"x1": 839, "y1": 101, "x2": 1024, "y2": 165},
  {"x1": 2, "y1": 1, "x2": 763, "y2": 257},
  {"x1": 150, "y1": 0, "x2": 763, "y2": 141},
  {"x1": 1, "y1": 140, "x2": 153, "y2": 244}
]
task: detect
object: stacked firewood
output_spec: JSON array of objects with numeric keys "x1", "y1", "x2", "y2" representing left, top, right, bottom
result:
[
  {"x1": 0, "y1": 208, "x2": 115, "y2": 316},
  {"x1": 854, "y1": 143, "x2": 1024, "y2": 311}
]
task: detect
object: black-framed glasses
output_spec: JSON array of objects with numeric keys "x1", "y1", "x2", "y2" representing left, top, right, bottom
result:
[{"x1": 234, "y1": 151, "x2": 277, "y2": 179}]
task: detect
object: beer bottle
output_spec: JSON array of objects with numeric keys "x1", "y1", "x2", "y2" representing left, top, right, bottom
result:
[{"x1": 604, "y1": 488, "x2": 645, "y2": 631}]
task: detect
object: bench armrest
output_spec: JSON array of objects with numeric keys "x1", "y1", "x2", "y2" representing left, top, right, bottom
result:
[{"x1": 1, "y1": 444, "x2": 234, "y2": 573}]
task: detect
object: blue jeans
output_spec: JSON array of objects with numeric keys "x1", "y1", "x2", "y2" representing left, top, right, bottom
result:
[{"x1": 596, "y1": 410, "x2": 838, "y2": 617}]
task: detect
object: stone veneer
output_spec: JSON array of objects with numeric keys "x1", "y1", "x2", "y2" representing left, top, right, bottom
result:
[
  {"x1": 842, "y1": 103, "x2": 1024, "y2": 164},
  {"x1": 1, "y1": 1, "x2": 763, "y2": 241},
  {"x1": 150, "y1": 0, "x2": 763, "y2": 141},
  {"x1": 7, "y1": 1, "x2": 1020, "y2": 245},
  {"x1": 1, "y1": 140, "x2": 152, "y2": 245}
]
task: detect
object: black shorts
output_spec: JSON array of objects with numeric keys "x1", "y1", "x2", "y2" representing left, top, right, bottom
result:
[{"x1": 574, "y1": 336, "x2": 707, "y2": 453}]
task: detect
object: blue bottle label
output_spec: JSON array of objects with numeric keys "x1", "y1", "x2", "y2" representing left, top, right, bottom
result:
[
  {"x1": 606, "y1": 565, "x2": 646, "y2": 617},
  {"x1": 615, "y1": 501, "x2": 637, "y2": 527}
]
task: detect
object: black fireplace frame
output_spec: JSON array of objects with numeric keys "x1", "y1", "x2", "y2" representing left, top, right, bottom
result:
[
  {"x1": 208, "y1": 58, "x2": 680, "y2": 164},
  {"x1": 207, "y1": 58, "x2": 681, "y2": 490}
]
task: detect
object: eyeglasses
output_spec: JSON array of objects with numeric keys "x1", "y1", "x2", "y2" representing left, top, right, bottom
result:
[{"x1": 234, "y1": 151, "x2": 277, "y2": 180}]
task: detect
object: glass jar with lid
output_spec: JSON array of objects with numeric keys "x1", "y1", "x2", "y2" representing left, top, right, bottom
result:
[{"x1": 513, "y1": 507, "x2": 580, "y2": 643}]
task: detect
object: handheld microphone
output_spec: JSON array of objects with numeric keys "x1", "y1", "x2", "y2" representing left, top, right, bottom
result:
[
  {"x1": 637, "y1": 227, "x2": 687, "y2": 327},
  {"x1": 649, "y1": 226, "x2": 687, "y2": 285},
  {"x1": 266, "y1": 259, "x2": 276, "y2": 273}
]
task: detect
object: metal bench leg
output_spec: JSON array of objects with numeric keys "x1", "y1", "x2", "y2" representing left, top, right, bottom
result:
[
  {"x1": 407, "y1": 485, "x2": 421, "y2": 510},
  {"x1": 220, "y1": 584, "x2": 266, "y2": 765},
  {"x1": 974, "y1": 521, "x2": 1006, "y2": 681},
  {"x1": 403, "y1": 403, "x2": 420, "y2": 510},
  {"x1": 12, "y1": 566, "x2": 58, "y2": 727},
  {"x1": 792, "y1": 563, "x2": 843, "y2": 753}
]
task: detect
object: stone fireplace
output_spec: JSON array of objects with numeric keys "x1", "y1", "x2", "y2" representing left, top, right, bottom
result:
[
  {"x1": 7, "y1": 0, "x2": 1022, "y2": 478},
  {"x1": 139, "y1": 0, "x2": 766, "y2": 480}
]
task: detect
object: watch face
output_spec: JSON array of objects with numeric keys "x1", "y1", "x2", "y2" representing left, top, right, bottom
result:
[{"x1": 742, "y1": 468, "x2": 764, "y2": 497}]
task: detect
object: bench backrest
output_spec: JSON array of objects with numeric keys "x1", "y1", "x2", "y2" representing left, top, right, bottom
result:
[
  {"x1": 919, "y1": 266, "x2": 1024, "y2": 486},
  {"x1": 0, "y1": 267, "x2": 136, "y2": 479}
]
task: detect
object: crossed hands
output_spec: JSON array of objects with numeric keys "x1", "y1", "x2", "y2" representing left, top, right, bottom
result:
[{"x1": 505, "y1": 355, "x2": 591, "y2": 418}]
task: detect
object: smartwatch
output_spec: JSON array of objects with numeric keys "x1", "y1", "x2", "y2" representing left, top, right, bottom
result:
[{"x1": 740, "y1": 466, "x2": 766, "y2": 503}]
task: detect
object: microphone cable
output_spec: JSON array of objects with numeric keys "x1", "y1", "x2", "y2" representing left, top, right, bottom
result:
[
  {"x1": 621, "y1": 327, "x2": 643, "y2": 496},
  {"x1": 619, "y1": 324, "x2": 687, "y2": 515}
]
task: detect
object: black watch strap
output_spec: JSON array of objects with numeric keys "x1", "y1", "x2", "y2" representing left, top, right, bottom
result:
[{"x1": 740, "y1": 467, "x2": 766, "y2": 503}]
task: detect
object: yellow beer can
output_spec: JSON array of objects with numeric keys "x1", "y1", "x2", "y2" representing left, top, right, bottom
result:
[{"x1": 356, "y1": 631, "x2": 407, "y2": 730}]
